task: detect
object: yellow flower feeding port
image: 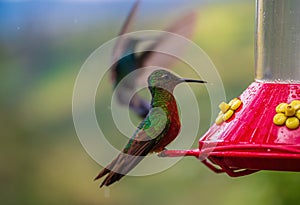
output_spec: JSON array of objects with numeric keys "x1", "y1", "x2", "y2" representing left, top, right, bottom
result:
[
  {"x1": 273, "y1": 100, "x2": 300, "y2": 129},
  {"x1": 215, "y1": 98, "x2": 242, "y2": 125}
]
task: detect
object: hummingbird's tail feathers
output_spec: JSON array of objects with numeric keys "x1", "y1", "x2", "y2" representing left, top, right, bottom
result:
[
  {"x1": 100, "y1": 171, "x2": 124, "y2": 187},
  {"x1": 94, "y1": 168, "x2": 109, "y2": 181},
  {"x1": 99, "y1": 152, "x2": 146, "y2": 187},
  {"x1": 95, "y1": 152, "x2": 145, "y2": 187},
  {"x1": 94, "y1": 152, "x2": 122, "y2": 181},
  {"x1": 95, "y1": 136, "x2": 156, "y2": 187}
]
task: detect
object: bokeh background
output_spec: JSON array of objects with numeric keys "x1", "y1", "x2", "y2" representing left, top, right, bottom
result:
[{"x1": 1, "y1": 0, "x2": 300, "y2": 205}]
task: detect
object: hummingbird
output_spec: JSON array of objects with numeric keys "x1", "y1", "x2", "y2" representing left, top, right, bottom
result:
[
  {"x1": 95, "y1": 69, "x2": 206, "y2": 187},
  {"x1": 111, "y1": 0, "x2": 197, "y2": 118}
]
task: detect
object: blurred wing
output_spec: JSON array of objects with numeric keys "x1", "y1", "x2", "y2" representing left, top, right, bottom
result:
[
  {"x1": 137, "y1": 11, "x2": 198, "y2": 86},
  {"x1": 111, "y1": 0, "x2": 140, "y2": 66},
  {"x1": 115, "y1": 84, "x2": 150, "y2": 118}
]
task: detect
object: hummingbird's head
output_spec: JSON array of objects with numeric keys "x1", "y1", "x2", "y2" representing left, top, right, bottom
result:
[{"x1": 148, "y1": 69, "x2": 206, "y2": 93}]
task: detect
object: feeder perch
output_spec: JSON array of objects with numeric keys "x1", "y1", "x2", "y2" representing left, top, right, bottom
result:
[{"x1": 160, "y1": 0, "x2": 300, "y2": 177}]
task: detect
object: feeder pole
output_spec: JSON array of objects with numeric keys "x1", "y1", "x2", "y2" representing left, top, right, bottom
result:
[{"x1": 255, "y1": 0, "x2": 300, "y2": 82}]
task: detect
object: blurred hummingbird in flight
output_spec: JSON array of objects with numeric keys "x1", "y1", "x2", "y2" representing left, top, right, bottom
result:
[
  {"x1": 111, "y1": 0, "x2": 197, "y2": 118},
  {"x1": 95, "y1": 69, "x2": 206, "y2": 187}
]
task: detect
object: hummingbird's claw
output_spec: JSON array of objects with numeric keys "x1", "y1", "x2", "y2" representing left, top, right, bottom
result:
[{"x1": 157, "y1": 150, "x2": 168, "y2": 157}]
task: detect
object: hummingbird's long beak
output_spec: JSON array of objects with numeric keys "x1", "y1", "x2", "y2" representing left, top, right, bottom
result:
[{"x1": 181, "y1": 78, "x2": 207, "y2": 84}]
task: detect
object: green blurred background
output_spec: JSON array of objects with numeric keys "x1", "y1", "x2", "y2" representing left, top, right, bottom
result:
[{"x1": 1, "y1": 0, "x2": 300, "y2": 205}]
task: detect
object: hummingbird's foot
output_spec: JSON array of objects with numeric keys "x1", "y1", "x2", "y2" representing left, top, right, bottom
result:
[
  {"x1": 157, "y1": 148, "x2": 168, "y2": 157},
  {"x1": 157, "y1": 151, "x2": 167, "y2": 157}
]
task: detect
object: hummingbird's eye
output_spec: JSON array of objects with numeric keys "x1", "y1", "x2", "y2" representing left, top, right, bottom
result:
[{"x1": 161, "y1": 74, "x2": 168, "y2": 79}]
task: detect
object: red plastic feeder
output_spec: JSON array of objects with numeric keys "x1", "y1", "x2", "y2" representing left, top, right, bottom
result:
[{"x1": 161, "y1": 0, "x2": 300, "y2": 176}]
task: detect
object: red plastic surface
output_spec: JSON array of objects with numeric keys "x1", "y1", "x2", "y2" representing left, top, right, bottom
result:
[
  {"x1": 200, "y1": 81, "x2": 300, "y2": 176},
  {"x1": 161, "y1": 81, "x2": 300, "y2": 177}
]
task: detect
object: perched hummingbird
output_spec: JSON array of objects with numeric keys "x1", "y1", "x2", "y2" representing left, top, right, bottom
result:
[
  {"x1": 95, "y1": 69, "x2": 206, "y2": 187},
  {"x1": 111, "y1": 0, "x2": 197, "y2": 118}
]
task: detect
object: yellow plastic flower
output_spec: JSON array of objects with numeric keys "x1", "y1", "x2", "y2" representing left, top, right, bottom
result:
[
  {"x1": 216, "y1": 98, "x2": 242, "y2": 125},
  {"x1": 273, "y1": 100, "x2": 300, "y2": 129}
]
